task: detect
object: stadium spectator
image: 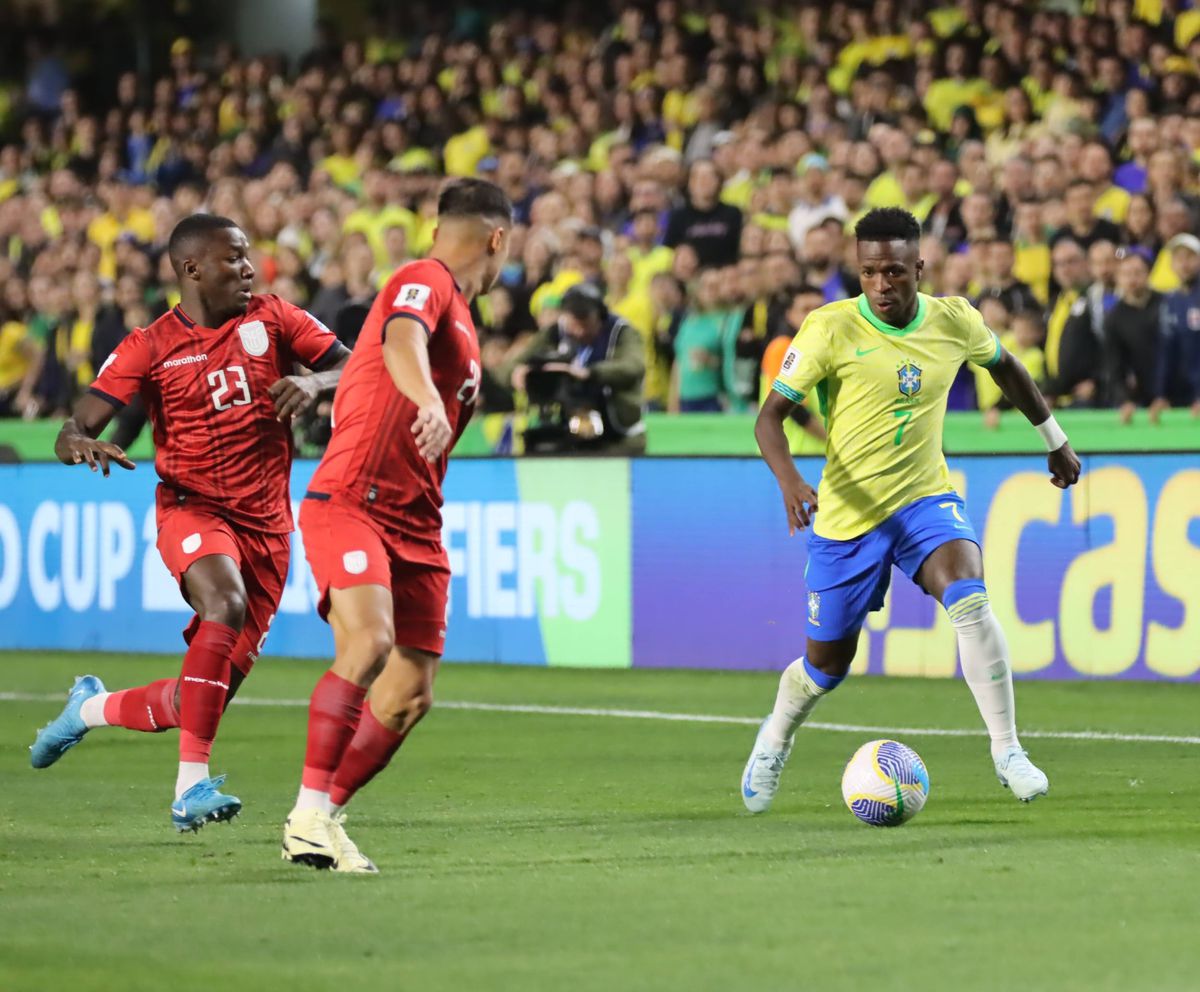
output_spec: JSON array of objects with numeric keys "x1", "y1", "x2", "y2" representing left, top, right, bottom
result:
[
  {"x1": 1105, "y1": 247, "x2": 1164, "y2": 422},
  {"x1": 1045, "y1": 238, "x2": 1091, "y2": 396},
  {"x1": 665, "y1": 159, "x2": 742, "y2": 268},
  {"x1": 1151, "y1": 234, "x2": 1200, "y2": 419},
  {"x1": 977, "y1": 239, "x2": 1040, "y2": 316},
  {"x1": 0, "y1": 0, "x2": 1197, "y2": 440},
  {"x1": 1053, "y1": 240, "x2": 1119, "y2": 408}
]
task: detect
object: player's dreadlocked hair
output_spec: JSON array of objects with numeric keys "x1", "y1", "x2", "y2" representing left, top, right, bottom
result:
[
  {"x1": 855, "y1": 207, "x2": 921, "y2": 244},
  {"x1": 438, "y1": 178, "x2": 513, "y2": 226},
  {"x1": 167, "y1": 214, "x2": 241, "y2": 273}
]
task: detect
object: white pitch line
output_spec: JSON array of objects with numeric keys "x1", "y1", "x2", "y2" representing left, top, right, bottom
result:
[{"x1": 3, "y1": 691, "x2": 1199, "y2": 746}]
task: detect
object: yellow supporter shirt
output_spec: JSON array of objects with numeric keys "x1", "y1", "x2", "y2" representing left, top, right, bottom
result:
[
  {"x1": 1044, "y1": 289, "x2": 1079, "y2": 379},
  {"x1": 974, "y1": 331, "x2": 1044, "y2": 410},
  {"x1": 772, "y1": 294, "x2": 1001, "y2": 539},
  {"x1": 610, "y1": 289, "x2": 667, "y2": 406},
  {"x1": 343, "y1": 205, "x2": 417, "y2": 267},
  {"x1": 529, "y1": 269, "x2": 584, "y2": 317},
  {"x1": 923, "y1": 78, "x2": 989, "y2": 132},
  {"x1": 69, "y1": 317, "x2": 94, "y2": 385},
  {"x1": 864, "y1": 171, "x2": 906, "y2": 209},
  {"x1": 1176, "y1": 9, "x2": 1200, "y2": 46},
  {"x1": 1149, "y1": 247, "x2": 1182, "y2": 294},
  {"x1": 87, "y1": 208, "x2": 156, "y2": 281},
  {"x1": 0, "y1": 319, "x2": 30, "y2": 390},
  {"x1": 443, "y1": 125, "x2": 491, "y2": 178},
  {"x1": 1093, "y1": 184, "x2": 1131, "y2": 225},
  {"x1": 319, "y1": 154, "x2": 360, "y2": 190},
  {"x1": 627, "y1": 245, "x2": 674, "y2": 295},
  {"x1": 1014, "y1": 242, "x2": 1051, "y2": 305}
]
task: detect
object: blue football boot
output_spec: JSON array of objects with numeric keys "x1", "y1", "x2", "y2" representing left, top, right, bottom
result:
[
  {"x1": 172, "y1": 775, "x2": 243, "y2": 833},
  {"x1": 30, "y1": 675, "x2": 106, "y2": 769}
]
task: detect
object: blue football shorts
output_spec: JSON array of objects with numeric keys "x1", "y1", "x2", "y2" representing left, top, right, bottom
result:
[{"x1": 803, "y1": 492, "x2": 979, "y2": 641}]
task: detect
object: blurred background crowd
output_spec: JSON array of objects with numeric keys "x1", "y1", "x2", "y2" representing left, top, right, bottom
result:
[{"x1": 2, "y1": 0, "x2": 1199, "y2": 432}]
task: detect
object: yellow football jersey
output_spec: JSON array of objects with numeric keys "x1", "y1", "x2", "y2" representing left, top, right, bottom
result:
[{"x1": 772, "y1": 294, "x2": 1001, "y2": 540}]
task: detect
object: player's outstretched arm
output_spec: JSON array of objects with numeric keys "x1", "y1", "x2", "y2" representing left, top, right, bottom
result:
[
  {"x1": 755, "y1": 391, "x2": 819, "y2": 535},
  {"x1": 987, "y1": 347, "x2": 1081, "y2": 490},
  {"x1": 54, "y1": 393, "x2": 136, "y2": 476},
  {"x1": 382, "y1": 315, "x2": 452, "y2": 462}
]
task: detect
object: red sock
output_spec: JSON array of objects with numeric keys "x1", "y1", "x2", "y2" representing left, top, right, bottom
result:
[
  {"x1": 301, "y1": 671, "x2": 367, "y2": 792},
  {"x1": 329, "y1": 705, "x2": 406, "y2": 808},
  {"x1": 178, "y1": 621, "x2": 239, "y2": 763},
  {"x1": 102, "y1": 678, "x2": 180, "y2": 733}
]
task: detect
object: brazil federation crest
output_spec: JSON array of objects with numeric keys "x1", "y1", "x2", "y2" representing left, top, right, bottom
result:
[
  {"x1": 807, "y1": 591, "x2": 821, "y2": 627},
  {"x1": 238, "y1": 319, "x2": 269, "y2": 357},
  {"x1": 897, "y1": 361, "x2": 922, "y2": 397}
]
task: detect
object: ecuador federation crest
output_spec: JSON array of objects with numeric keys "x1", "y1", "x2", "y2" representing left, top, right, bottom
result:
[
  {"x1": 237, "y1": 319, "x2": 269, "y2": 357},
  {"x1": 897, "y1": 361, "x2": 922, "y2": 397}
]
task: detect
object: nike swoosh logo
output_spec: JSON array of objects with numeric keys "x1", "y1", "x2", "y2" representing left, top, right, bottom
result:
[
  {"x1": 856, "y1": 346, "x2": 882, "y2": 356},
  {"x1": 742, "y1": 764, "x2": 758, "y2": 797},
  {"x1": 172, "y1": 804, "x2": 187, "y2": 818}
]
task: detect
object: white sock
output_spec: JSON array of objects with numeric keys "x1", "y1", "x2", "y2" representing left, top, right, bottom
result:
[
  {"x1": 947, "y1": 588, "x2": 1020, "y2": 759},
  {"x1": 294, "y1": 786, "x2": 332, "y2": 815},
  {"x1": 763, "y1": 658, "x2": 832, "y2": 751},
  {"x1": 175, "y1": 761, "x2": 210, "y2": 799},
  {"x1": 80, "y1": 694, "x2": 111, "y2": 728}
]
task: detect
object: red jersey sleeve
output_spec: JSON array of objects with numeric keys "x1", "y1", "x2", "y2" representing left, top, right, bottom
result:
[
  {"x1": 272, "y1": 296, "x2": 347, "y2": 370},
  {"x1": 379, "y1": 259, "x2": 455, "y2": 338},
  {"x1": 88, "y1": 330, "x2": 150, "y2": 408}
]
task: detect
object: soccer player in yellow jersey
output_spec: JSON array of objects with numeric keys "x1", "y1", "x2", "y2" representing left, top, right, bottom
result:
[{"x1": 741, "y1": 208, "x2": 1081, "y2": 812}]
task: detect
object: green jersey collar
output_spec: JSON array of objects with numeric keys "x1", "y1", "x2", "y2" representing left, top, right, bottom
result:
[{"x1": 856, "y1": 293, "x2": 927, "y2": 337}]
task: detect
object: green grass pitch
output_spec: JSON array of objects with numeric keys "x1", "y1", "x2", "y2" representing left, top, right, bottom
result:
[{"x1": 3, "y1": 651, "x2": 1200, "y2": 992}]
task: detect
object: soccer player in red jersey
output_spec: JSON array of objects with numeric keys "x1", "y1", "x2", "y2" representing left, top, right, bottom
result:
[
  {"x1": 31, "y1": 214, "x2": 350, "y2": 832},
  {"x1": 281, "y1": 179, "x2": 512, "y2": 873}
]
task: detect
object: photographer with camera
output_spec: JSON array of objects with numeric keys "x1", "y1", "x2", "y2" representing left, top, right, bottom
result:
[{"x1": 509, "y1": 282, "x2": 646, "y2": 454}]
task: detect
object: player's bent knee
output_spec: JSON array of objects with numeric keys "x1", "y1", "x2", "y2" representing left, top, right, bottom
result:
[
  {"x1": 199, "y1": 589, "x2": 247, "y2": 630},
  {"x1": 806, "y1": 635, "x2": 858, "y2": 678},
  {"x1": 346, "y1": 624, "x2": 395, "y2": 671}
]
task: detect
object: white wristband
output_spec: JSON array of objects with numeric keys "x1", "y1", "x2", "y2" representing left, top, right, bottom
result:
[{"x1": 1034, "y1": 415, "x2": 1068, "y2": 452}]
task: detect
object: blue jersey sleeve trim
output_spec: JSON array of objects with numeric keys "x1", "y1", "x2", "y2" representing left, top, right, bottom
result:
[{"x1": 771, "y1": 380, "x2": 805, "y2": 403}]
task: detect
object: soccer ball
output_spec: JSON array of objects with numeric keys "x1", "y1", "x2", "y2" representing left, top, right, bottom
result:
[{"x1": 841, "y1": 739, "x2": 930, "y2": 826}]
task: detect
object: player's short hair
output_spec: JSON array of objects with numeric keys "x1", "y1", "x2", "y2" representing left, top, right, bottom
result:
[
  {"x1": 437, "y1": 178, "x2": 513, "y2": 226},
  {"x1": 167, "y1": 214, "x2": 241, "y2": 271},
  {"x1": 855, "y1": 208, "x2": 921, "y2": 244}
]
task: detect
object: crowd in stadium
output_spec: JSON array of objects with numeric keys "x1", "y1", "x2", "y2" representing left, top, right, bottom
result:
[{"x1": 2, "y1": 0, "x2": 1200, "y2": 430}]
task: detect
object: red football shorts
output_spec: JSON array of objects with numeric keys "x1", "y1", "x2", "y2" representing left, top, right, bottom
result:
[
  {"x1": 156, "y1": 504, "x2": 290, "y2": 675},
  {"x1": 298, "y1": 496, "x2": 450, "y2": 656}
]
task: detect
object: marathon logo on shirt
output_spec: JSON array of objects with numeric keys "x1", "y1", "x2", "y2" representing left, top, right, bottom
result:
[
  {"x1": 396, "y1": 283, "x2": 432, "y2": 311},
  {"x1": 160, "y1": 353, "x2": 209, "y2": 369},
  {"x1": 781, "y1": 346, "x2": 801, "y2": 374}
]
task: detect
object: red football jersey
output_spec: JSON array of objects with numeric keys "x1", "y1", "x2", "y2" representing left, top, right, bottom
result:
[
  {"x1": 308, "y1": 258, "x2": 481, "y2": 539},
  {"x1": 90, "y1": 294, "x2": 343, "y2": 533}
]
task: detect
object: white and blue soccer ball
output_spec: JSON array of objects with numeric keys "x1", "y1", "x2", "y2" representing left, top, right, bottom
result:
[{"x1": 841, "y1": 739, "x2": 930, "y2": 826}]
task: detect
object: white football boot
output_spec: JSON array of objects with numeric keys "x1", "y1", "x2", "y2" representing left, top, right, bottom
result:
[
  {"x1": 329, "y1": 814, "x2": 379, "y2": 875},
  {"x1": 741, "y1": 719, "x2": 793, "y2": 813},
  {"x1": 994, "y1": 746, "x2": 1049, "y2": 802}
]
